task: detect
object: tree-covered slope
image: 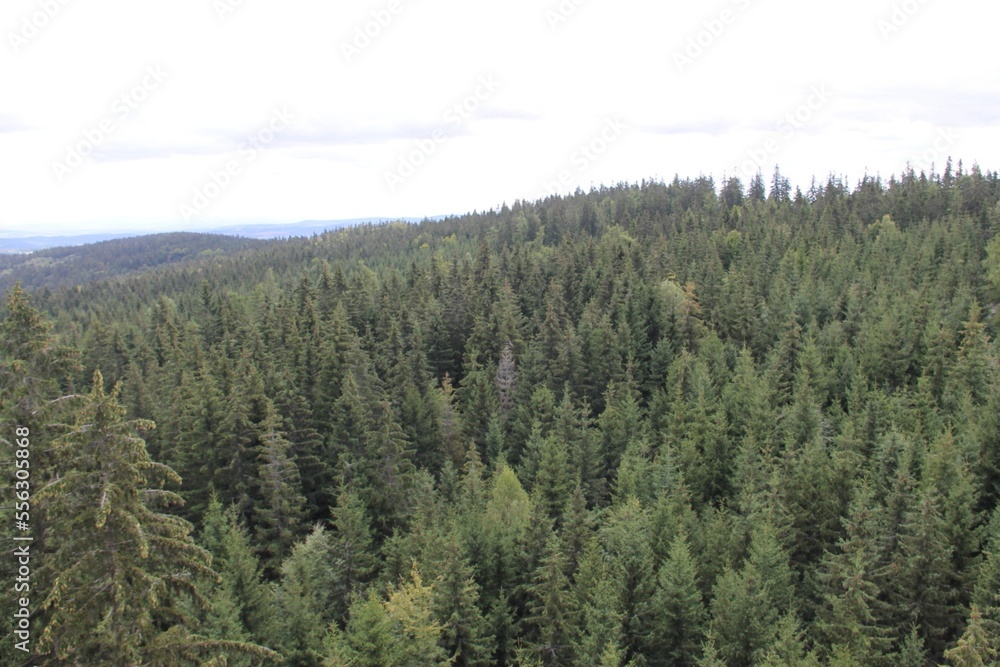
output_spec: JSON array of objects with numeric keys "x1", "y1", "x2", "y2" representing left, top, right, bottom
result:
[
  {"x1": 0, "y1": 231, "x2": 269, "y2": 294},
  {"x1": 3, "y1": 164, "x2": 1000, "y2": 666}
]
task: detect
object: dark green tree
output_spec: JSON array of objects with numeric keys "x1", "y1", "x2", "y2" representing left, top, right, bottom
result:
[
  {"x1": 648, "y1": 529, "x2": 706, "y2": 666},
  {"x1": 36, "y1": 373, "x2": 277, "y2": 665}
]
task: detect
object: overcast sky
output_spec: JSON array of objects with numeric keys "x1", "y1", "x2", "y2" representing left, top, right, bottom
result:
[{"x1": 2, "y1": 0, "x2": 998, "y2": 236}]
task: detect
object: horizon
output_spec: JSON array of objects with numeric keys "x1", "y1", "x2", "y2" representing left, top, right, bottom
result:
[{"x1": 0, "y1": 163, "x2": 992, "y2": 247}]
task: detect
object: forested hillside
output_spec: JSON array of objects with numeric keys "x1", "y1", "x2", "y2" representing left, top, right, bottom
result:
[
  {"x1": 0, "y1": 232, "x2": 268, "y2": 294},
  {"x1": 3, "y1": 164, "x2": 1000, "y2": 666}
]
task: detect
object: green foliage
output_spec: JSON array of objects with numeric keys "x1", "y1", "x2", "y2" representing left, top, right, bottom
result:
[
  {"x1": 329, "y1": 489, "x2": 378, "y2": 624},
  {"x1": 648, "y1": 529, "x2": 706, "y2": 666},
  {"x1": 35, "y1": 373, "x2": 272, "y2": 665},
  {"x1": 199, "y1": 496, "x2": 274, "y2": 648},
  {"x1": 708, "y1": 519, "x2": 794, "y2": 666},
  {"x1": 430, "y1": 533, "x2": 494, "y2": 666},
  {"x1": 816, "y1": 483, "x2": 893, "y2": 664},
  {"x1": 972, "y1": 507, "x2": 1000, "y2": 644},
  {"x1": 945, "y1": 606, "x2": 999, "y2": 667},
  {"x1": 523, "y1": 535, "x2": 576, "y2": 666},
  {"x1": 273, "y1": 525, "x2": 338, "y2": 667},
  {"x1": 327, "y1": 568, "x2": 449, "y2": 666},
  {"x1": 985, "y1": 234, "x2": 1000, "y2": 306},
  {"x1": 9, "y1": 170, "x2": 1000, "y2": 664}
]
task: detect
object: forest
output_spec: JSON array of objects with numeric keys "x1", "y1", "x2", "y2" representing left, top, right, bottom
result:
[{"x1": 2, "y1": 163, "x2": 1000, "y2": 666}]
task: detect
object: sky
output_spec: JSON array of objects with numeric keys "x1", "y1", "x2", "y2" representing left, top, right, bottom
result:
[{"x1": 1, "y1": 0, "x2": 998, "y2": 237}]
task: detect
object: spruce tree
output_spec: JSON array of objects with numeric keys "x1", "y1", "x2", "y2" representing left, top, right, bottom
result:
[
  {"x1": 524, "y1": 535, "x2": 576, "y2": 666},
  {"x1": 816, "y1": 483, "x2": 893, "y2": 664},
  {"x1": 599, "y1": 496, "x2": 656, "y2": 663},
  {"x1": 943, "y1": 606, "x2": 998, "y2": 667},
  {"x1": 329, "y1": 489, "x2": 378, "y2": 624},
  {"x1": 431, "y1": 534, "x2": 494, "y2": 667},
  {"x1": 572, "y1": 539, "x2": 626, "y2": 662},
  {"x1": 36, "y1": 373, "x2": 276, "y2": 665},
  {"x1": 884, "y1": 488, "x2": 961, "y2": 658},
  {"x1": 198, "y1": 496, "x2": 274, "y2": 648},
  {"x1": 972, "y1": 507, "x2": 1000, "y2": 646},
  {"x1": 648, "y1": 529, "x2": 706, "y2": 666},
  {"x1": 0, "y1": 285, "x2": 81, "y2": 666},
  {"x1": 273, "y1": 525, "x2": 338, "y2": 667},
  {"x1": 708, "y1": 519, "x2": 794, "y2": 666}
]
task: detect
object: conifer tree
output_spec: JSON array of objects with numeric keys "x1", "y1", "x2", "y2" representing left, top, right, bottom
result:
[
  {"x1": 255, "y1": 426, "x2": 308, "y2": 570},
  {"x1": 383, "y1": 568, "x2": 451, "y2": 666},
  {"x1": 770, "y1": 313, "x2": 802, "y2": 405},
  {"x1": 708, "y1": 519, "x2": 794, "y2": 666},
  {"x1": 326, "y1": 592, "x2": 396, "y2": 667},
  {"x1": 972, "y1": 507, "x2": 1000, "y2": 645},
  {"x1": 777, "y1": 426, "x2": 844, "y2": 604},
  {"x1": 330, "y1": 369, "x2": 374, "y2": 477},
  {"x1": 922, "y1": 429, "x2": 983, "y2": 610},
  {"x1": 329, "y1": 489, "x2": 378, "y2": 624},
  {"x1": 528, "y1": 431, "x2": 575, "y2": 525},
  {"x1": 696, "y1": 632, "x2": 727, "y2": 667},
  {"x1": 524, "y1": 535, "x2": 576, "y2": 666},
  {"x1": 213, "y1": 351, "x2": 306, "y2": 565},
  {"x1": 329, "y1": 569, "x2": 449, "y2": 666},
  {"x1": 816, "y1": 483, "x2": 893, "y2": 664},
  {"x1": 883, "y1": 488, "x2": 961, "y2": 659},
  {"x1": 599, "y1": 496, "x2": 656, "y2": 663},
  {"x1": 358, "y1": 400, "x2": 417, "y2": 537},
  {"x1": 431, "y1": 535, "x2": 494, "y2": 667},
  {"x1": 598, "y1": 370, "x2": 646, "y2": 485},
  {"x1": 722, "y1": 346, "x2": 775, "y2": 447},
  {"x1": 273, "y1": 526, "x2": 339, "y2": 667},
  {"x1": 0, "y1": 283, "x2": 81, "y2": 427},
  {"x1": 948, "y1": 303, "x2": 992, "y2": 406},
  {"x1": 758, "y1": 614, "x2": 820, "y2": 667},
  {"x1": 198, "y1": 496, "x2": 274, "y2": 647},
  {"x1": 648, "y1": 529, "x2": 706, "y2": 666},
  {"x1": 572, "y1": 539, "x2": 626, "y2": 662},
  {"x1": 36, "y1": 373, "x2": 276, "y2": 665},
  {"x1": 458, "y1": 348, "x2": 500, "y2": 452},
  {"x1": 488, "y1": 588, "x2": 517, "y2": 667},
  {"x1": 944, "y1": 606, "x2": 998, "y2": 667},
  {"x1": 894, "y1": 627, "x2": 930, "y2": 667},
  {"x1": 0, "y1": 285, "x2": 82, "y2": 666},
  {"x1": 168, "y1": 356, "x2": 226, "y2": 519}
]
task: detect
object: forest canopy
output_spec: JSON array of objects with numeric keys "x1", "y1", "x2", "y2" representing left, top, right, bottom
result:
[{"x1": 2, "y1": 164, "x2": 1000, "y2": 666}]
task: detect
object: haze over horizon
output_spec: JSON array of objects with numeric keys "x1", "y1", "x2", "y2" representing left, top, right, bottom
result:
[{"x1": 3, "y1": 0, "x2": 998, "y2": 237}]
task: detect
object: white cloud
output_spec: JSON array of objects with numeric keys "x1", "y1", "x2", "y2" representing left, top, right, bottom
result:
[{"x1": 1, "y1": 0, "x2": 998, "y2": 235}]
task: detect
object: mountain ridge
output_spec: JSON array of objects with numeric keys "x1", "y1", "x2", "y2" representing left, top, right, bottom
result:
[{"x1": 0, "y1": 216, "x2": 449, "y2": 253}]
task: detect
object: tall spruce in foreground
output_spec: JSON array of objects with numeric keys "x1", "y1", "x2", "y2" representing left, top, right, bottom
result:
[
  {"x1": 35, "y1": 372, "x2": 279, "y2": 666},
  {"x1": 0, "y1": 285, "x2": 81, "y2": 667},
  {"x1": 815, "y1": 482, "x2": 893, "y2": 665}
]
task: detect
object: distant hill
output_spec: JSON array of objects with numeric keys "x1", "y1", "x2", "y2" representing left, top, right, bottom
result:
[
  {"x1": 0, "y1": 217, "x2": 447, "y2": 253},
  {"x1": 0, "y1": 232, "x2": 143, "y2": 254},
  {"x1": 0, "y1": 232, "x2": 268, "y2": 294}
]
